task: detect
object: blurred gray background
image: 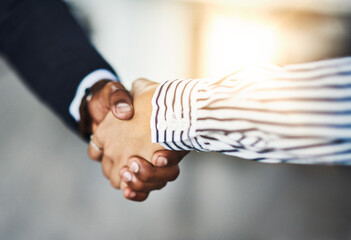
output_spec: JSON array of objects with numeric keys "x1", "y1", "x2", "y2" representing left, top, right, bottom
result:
[{"x1": 1, "y1": 0, "x2": 351, "y2": 239}]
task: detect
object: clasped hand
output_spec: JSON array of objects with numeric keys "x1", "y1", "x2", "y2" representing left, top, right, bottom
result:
[{"x1": 87, "y1": 79, "x2": 187, "y2": 201}]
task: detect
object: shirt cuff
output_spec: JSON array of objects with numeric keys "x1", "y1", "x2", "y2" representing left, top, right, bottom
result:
[
  {"x1": 150, "y1": 78, "x2": 203, "y2": 151},
  {"x1": 69, "y1": 69, "x2": 118, "y2": 121}
]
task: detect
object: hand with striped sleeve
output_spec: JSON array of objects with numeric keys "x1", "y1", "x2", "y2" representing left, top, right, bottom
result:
[
  {"x1": 90, "y1": 57, "x2": 351, "y2": 201},
  {"x1": 150, "y1": 58, "x2": 351, "y2": 165},
  {"x1": 103, "y1": 58, "x2": 351, "y2": 169},
  {"x1": 88, "y1": 79, "x2": 187, "y2": 201}
]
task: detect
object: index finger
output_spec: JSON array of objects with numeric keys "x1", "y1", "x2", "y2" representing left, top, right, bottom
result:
[{"x1": 127, "y1": 156, "x2": 180, "y2": 183}]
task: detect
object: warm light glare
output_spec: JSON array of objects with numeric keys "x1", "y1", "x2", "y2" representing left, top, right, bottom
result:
[{"x1": 204, "y1": 15, "x2": 279, "y2": 77}]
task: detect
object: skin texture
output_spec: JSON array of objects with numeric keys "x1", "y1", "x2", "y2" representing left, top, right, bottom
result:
[{"x1": 88, "y1": 79, "x2": 187, "y2": 201}]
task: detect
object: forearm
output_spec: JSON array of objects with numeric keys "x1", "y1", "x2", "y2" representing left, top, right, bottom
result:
[
  {"x1": 151, "y1": 58, "x2": 351, "y2": 164},
  {"x1": 0, "y1": 0, "x2": 116, "y2": 130}
]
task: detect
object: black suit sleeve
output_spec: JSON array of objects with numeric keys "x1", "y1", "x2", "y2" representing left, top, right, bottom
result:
[{"x1": 0, "y1": 0, "x2": 117, "y2": 132}]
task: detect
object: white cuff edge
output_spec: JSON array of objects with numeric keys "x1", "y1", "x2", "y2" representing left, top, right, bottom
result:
[{"x1": 69, "y1": 69, "x2": 118, "y2": 121}]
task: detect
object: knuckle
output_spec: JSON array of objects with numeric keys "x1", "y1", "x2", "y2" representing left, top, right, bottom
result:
[
  {"x1": 131, "y1": 79, "x2": 143, "y2": 89},
  {"x1": 169, "y1": 166, "x2": 180, "y2": 182},
  {"x1": 110, "y1": 88, "x2": 130, "y2": 101},
  {"x1": 108, "y1": 81, "x2": 124, "y2": 90},
  {"x1": 104, "y1": 149, "x2": 114, "y2": 160},
  {"x1": 88, "y1": 147, "x2": 102, "y2": 162},
  {"x1": 87, "y1": 150, "x2": 96, "y2": 161},
  {"x1": 93, "y1": 132, "x2": 104, "y2": 146}
]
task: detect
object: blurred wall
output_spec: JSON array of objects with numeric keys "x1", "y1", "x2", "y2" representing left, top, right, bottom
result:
[{"x1": 1, "y1": 0, "x2": 351, "y2": 240}]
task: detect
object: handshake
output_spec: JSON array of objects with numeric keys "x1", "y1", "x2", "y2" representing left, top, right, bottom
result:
[
  {"x1": 81, "y1": 60, "x2": 351, "y2": 202},
  {"x1": 84, "y1": 78, "x2": 187, "y2": 202}
]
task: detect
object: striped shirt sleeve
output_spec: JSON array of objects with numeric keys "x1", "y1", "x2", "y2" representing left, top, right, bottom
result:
[{"x1": 150, "y1": 57, "x2": 351, "y2": 165}]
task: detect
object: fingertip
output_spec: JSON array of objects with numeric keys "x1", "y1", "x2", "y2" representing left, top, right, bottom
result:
[
  {"x1": 112, "y1": 102, "x2": 134, "y2": 120},
  {"x1": 152, "y1": 151, "x2": 169, "y2": 167},
  {"x1": 129, "y1": 161, "x2": 140, "y2": 173},
  {"x1": 128, "y1": 156, "x2": 153, "y2": 169},
  {"x1": 155, "y1": 156, "x2": 168, "y2": 167},
  {"x1": 119, "y1": 166, "x2": 128, "y2": 177},
  {"x1": 152, "y1": 150, "x2": 189, "y2": 167},
  {"x1": 124, "y1": 188, "x2": 149, "y2": 202},
  {"x1": 151, "y1": 153, "x2": 160, "y2": 166},
  {"x1": 123, "y1": 187, "x2": 134, "y2": 199},
  {"x1": 109, "y1": 85, "x2": 134, "y2": 120},
  {"x1": 122, "y1": 170, "x2": 133, "y2": 183},
  {"x1": 114, "y1": 111, "x2": 134, "y2": 120},
  {"x1": 127, "y1": 189, "x2": 137, "y2": 199}
]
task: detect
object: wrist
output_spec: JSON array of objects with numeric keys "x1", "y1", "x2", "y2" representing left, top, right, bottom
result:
[
  {"x1": 150, "y1": 79, "x2": 201, "y2": 150},
  {"x1": 134, "y1": 85, "x2": 165, "y2": 158}
]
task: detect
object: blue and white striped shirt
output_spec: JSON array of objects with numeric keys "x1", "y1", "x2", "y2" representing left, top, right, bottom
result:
[{"x1": 151, "y1": 57, "x2": 351, "y2": 165}]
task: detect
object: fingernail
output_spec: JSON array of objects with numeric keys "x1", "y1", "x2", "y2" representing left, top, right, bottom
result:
[
  {"x1": 123, "y1": 171, "x2": 132, "y2": 182},
  {"x1": 130, "y1": 162, "x2": 139, "y2": 173},
  {"x1": 129, "y1": 191, "x2": 136, "y2": 198},
  {"x1": 156, "y1": 156, "x2": 168, "y2": 167},
  {"x1": 116, "y1": 103, "x2": 132, "y2": 113}
]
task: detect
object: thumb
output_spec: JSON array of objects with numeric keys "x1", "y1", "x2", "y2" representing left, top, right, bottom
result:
[
  {"x1": 89, "y1": 81, "x2": 134, "y2": 123},
  {"x1": 107, "y1": 82, "x2": 134, "y2": 120},
  {"x1": 130, "y1": 78, "x2": 158, "y2": 97}
]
